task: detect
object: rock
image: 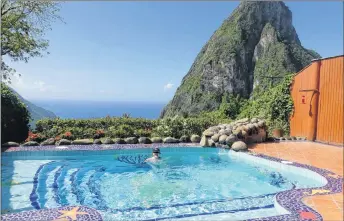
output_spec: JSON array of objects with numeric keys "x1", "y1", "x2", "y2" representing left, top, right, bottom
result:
[
  {"x1": 225, "y1": 126, "x2": 233, "y2": 132},
  {"x1": 236, "y1": 118, "x2": 249, "y2": 124},
  {"x1": 200, "y1": 136, "x2": 209, "y2": 147},
  {"x1": 208, "y1": 126, "x2": 220, "y2": 133},
  {"x1": 215, "y1": 143, "x2": 227, "y2": 148},
  {"x1": 219, "y1": 135, "x2": 228, "y2": 144},
  {"x1": 163, "y1": 137, "x2": 179, "y2": 143},
  {"x1": 21, "y1": 141, "x2": 39, "y2": 146},
  {"x1": 2, "y1": 142, "x2": 20, "y2": 147},
  {"x1": 93, "y1": 139, "x2": 102, "y2": 144},
  {"x1": 242, "y1": 130, "x2": 247, "y2": 137},
  {"x1": 139, "y1": 137, "x2": 152, "y2": 144},
  {"x1": 202, "y1": 130, "x2": 214, "y2": 137},
  {"x1": 151, "y1": 137, "x2": 163, "y2": 143},
  {"x1": 56, "y1": 139, "x2": 71, "y2": 146},
  {"x1": 251, "y1": 118, "x2": 258, "y2": 123},
  {"x1": 40, "y1": 138, "x2": 56, "y2": 146},
  {"x1": 233, "y1": 128, "x2": 242, "y2": 137},
  {"x1": 179, "y1": 135, "x2": 190, "y2": 143},
  {"x1": 93, "y1": 134, "x2": 101, "y2": 139},
  {"x1": 224, "y1": 129, "x2": 232, "y2": 136},
  {"x1": 72, "y1": 139, "x2": 93, "y2": 145},
  {"x1": 283, "y1": 136, "x2": 291, "y2": 140},
  {"x1": 190, "y1": 135, "x2": 201, "y2": 143},
  {"x1": 290, "y1": 136, "x2": 296, "y2": 140},
  {"x1": 218, "y1": 129, "x2": 226, "y2": 135},
  {"x1": 103, "y1": 138, "x2": 114, "y2": 144},
  {"x1": 211, "y1": 134, "x2": 220, "y2": 142},
  {"x1": 242, "y1": 125, "x2": 249, "y2": 132},
  {"x1": 267, "y1": 137, "x2": 276, "y2": 142},
  {"x1": 160, "y1": 2, "x2": 320, "y2": 118},
  {"x1": 226, "y1": 134, "x2": 237, "y2": 144},
  {"x1": 231, "y1": 141, "x2": 247, "y2": 152},
  {"x1": 125, "y1": 137, "x2": 138, "y2": 144},
  {"x1": 208, "y1": 139, "x2": 216, "y2": 147},
  {"x1": 113, "y1": 138, "x2": 126, "y2": 144},
  {"x1": 257, "y1": 120, "x2": 266, "y2": 128}
]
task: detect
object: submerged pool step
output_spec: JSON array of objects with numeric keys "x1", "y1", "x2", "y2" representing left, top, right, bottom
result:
[
  {"x1": 32, "y1": 161, "x2": 276, "y2": 221},
  {"x1": 106, "y1": 193, "x2": 275, "y2": 221}
]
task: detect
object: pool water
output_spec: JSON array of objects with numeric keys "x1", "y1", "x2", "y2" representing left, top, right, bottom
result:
[{"x1": 1, "y1": 148, "x2": 325, "y2": 220}]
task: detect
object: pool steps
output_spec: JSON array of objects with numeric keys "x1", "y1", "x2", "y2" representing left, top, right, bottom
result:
[{"x1": 26, "y1": 160, "x2": 280, "y2": 220}]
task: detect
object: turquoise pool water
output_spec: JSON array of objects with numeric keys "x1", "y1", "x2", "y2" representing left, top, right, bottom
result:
[{"x1": 1, "y1": 148, "x2": 325, "y2": 220}]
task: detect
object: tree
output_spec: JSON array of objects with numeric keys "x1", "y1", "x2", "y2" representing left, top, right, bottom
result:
[
  {"x1": 1, "y1": 0, "x2": 63, "y2": 83},
  {"x1": 1, "y1": 83, "x2": 30, "y2": 143}
]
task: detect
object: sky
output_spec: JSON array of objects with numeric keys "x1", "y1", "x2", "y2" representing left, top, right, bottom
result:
[{"x1": 5, "y1": 1, "x2": 343, "y2": 103}]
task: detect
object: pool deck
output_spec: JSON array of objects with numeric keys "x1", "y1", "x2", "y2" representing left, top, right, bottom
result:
[
  {"x1": 1, "y1": 141, "x2": 343, "y2": 221},
  {"x1": 249, "y1": 141, "x2": 343, "y2": 221}
]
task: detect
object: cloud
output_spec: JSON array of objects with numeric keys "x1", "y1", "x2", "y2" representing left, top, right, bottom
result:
[
  {"x1": 164, "y1": 83, "x2": 174, "y2": 91},
  {"x1": 34, "y1": 81, "x2": 47, "y2": 91}
]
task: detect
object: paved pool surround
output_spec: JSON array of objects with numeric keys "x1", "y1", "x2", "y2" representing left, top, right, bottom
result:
[{"x1": 1, "y1": 144, "x2": 343, "y2": 221}]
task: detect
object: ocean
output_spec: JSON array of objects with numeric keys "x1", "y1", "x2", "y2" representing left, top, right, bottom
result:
[{"x1": 32, "y1": 100, "x2": 166, "y2": 119}]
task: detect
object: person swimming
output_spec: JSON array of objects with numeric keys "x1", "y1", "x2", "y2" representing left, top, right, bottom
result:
[{"x1": 144, "y1": 147, "x2": 161, "y2": 163}]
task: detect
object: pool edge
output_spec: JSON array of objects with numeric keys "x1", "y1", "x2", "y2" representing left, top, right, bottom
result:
[{"x1": 1, "y1": 145, "x2": 343, "y2": 221}]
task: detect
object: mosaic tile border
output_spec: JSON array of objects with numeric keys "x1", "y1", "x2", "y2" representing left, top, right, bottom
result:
[
  {"x1": 0, "y1": 206, "x2": 102, "y2": 221},
  {"x1": 1, "y1": 145, "x2": 343, "y2": 221},
  {"x1": 244, "y1": 152, "x2": 343, "y2": 221}
]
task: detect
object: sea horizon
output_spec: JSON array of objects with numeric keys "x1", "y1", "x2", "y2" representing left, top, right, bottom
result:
[{"x1": 32, "y1": 99, "x2": 167, "y2": 120}]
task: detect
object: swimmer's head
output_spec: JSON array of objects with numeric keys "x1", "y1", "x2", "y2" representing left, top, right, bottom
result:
[{"x1": 152, "y1": 147, "x2": 161, "y2": 157}]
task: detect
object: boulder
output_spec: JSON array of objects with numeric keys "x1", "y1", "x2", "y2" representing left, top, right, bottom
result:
[
  {"x1": 163, "y1": 137, "x2": 179, "y2": 143},
  {"x1": 215, "y1": 143, "x2": 227, "y2": 148},
  {"x1": 251, "y1": 118, "x2": 258, "y2": 123},
  {"x1": 125, "y1": 137, "x2": 138, "y2": 144},
  {"x1": 233, "y1": 128, "x2": 242, "y2": 137},
  {"x1": 190, "y1": 135, "x2": 201, "y2": 143},
  {"x1": 211, "y1": 134, "x2": 220, "y2": 142},
  {"x1": 218, "y1": 129, "x2": 226, "y2": 135},
  {"x1": 208, "y1": 126, "x2": 220, "y2": 133},
  {"x1": 103, "y1": 138, "x2": 114, "y2": 144},
  {"x1": 231, "y1": 141, "x2": 247, "y2": 152},
  {"x1": 219, "y1": 135, "x2": 228, "y2": 144},
  {"x1": 202, "y1": 130, "x2": 214, "y2": 137},
  {"x1": 236, "y1": 118, "x2": 249, "y2": 124},
  {"x1": 56, "y1": 139, "x2": 71, "y2": 146},
  {"x1": 2, "y1": 142, "x2": 20, "y2": 147},
  {"x1": 179, "y1": 135, "x2": 190, "y2": 143},
  {"x1": 72, "y1": 139, "x2": 93, "y2": 145},
  {"x1": 208, "y1": 139, "x2": 216, "y2": 147},
  {"x1": 21, "y1": 141, "x2": 39, "y2": 146},
  {"x1": 257, "y1": 120, "x2": 266, "y2": 128},
  {"x1": 200, "y1": 136, "x2": 209, "y2": 147},
  {"x1": 151, "y1": 137, "x2": 163, "y2": 143},
  {"x1": 93, "y1": 139, "x2": 102, "y2": 144},
  {"x1": 40, "y1": 138, "x2": 56, "y2": 146},
  {"x1": 226, "y1": 134, "x2": 237, "y2": 144},
  {"x1": 113, "y1": 138, "x2": 126, "y2": 144},
  {"x1": 139, "y1": 137, "x2": 152, "y2": 144}
]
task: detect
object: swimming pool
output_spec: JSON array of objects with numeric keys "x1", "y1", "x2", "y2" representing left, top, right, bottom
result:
[{"x1": 1, "y1": 147, "x2": 327, "y2": 220}]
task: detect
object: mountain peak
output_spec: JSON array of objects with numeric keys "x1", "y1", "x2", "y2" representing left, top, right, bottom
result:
[{"x1": 161, "y1": 1, "x2": 320, "y2": 118}]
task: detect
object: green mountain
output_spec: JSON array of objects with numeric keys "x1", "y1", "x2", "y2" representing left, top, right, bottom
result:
[
  {"x1": 9, "y1": 87, "x2": 57, "y2": 128},
  {"x1": 161, "y1": 1, "x2": 320, "y2": 118}
]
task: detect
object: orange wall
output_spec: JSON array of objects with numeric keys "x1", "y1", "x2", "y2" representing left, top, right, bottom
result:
[
  {"x1": 316, "y1": 56, "x2": 344, "y2": 145},
  {"x1": 290, "y1": 56, "x2": 344, "y2": 145}
]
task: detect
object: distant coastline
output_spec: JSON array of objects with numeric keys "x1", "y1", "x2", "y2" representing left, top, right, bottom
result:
[{"x1": 32, "y1": 100, "x2": 166, "y2": 119}]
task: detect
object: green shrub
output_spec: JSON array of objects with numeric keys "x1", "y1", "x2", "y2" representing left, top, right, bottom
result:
[
  {"x1": 1, "y1": 83, "x2": 30, "y2": 143},
  {"x1": 239, "y1": 74, "x2": 294, "y2": 135}
]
